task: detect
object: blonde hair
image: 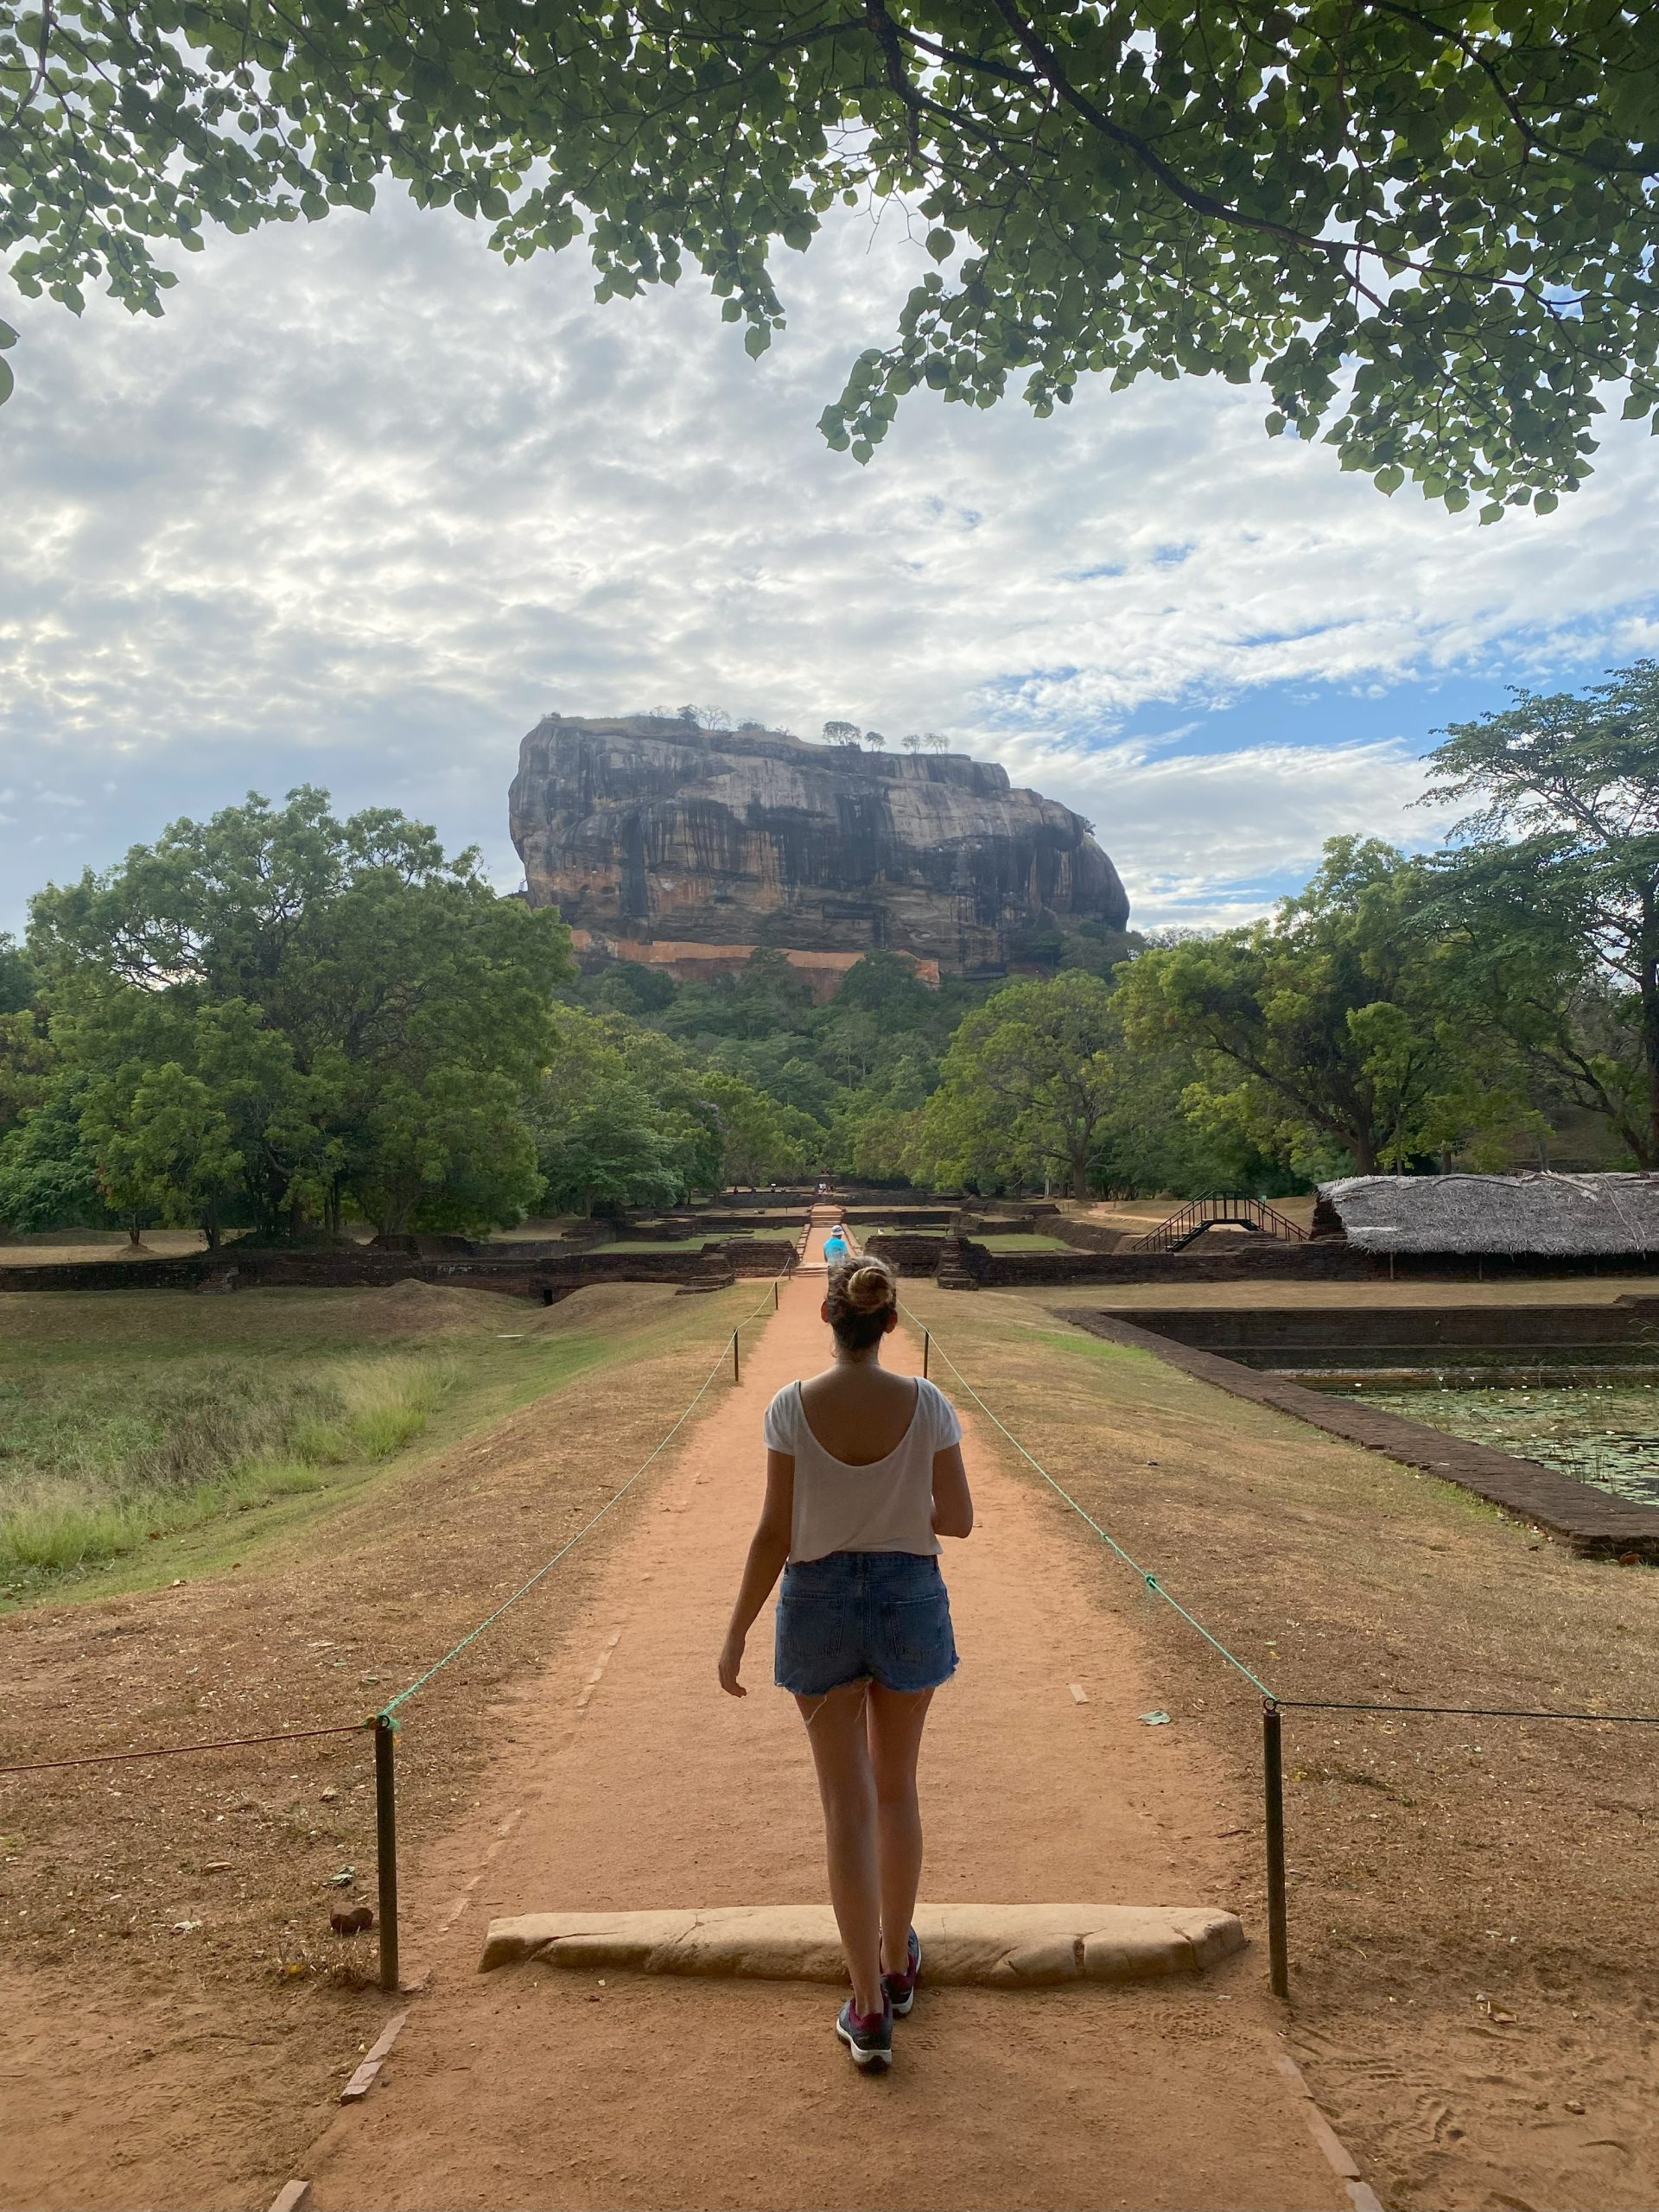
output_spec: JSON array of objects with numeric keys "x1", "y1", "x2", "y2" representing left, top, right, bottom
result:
[{"x1": 824, "y1": 1256, "x2": 899, "y2": 1349}]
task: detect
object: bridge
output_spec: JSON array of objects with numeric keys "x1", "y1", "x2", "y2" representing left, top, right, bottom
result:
[{"x1": 1131, "y1": 1194, "x2": 1309, "y2": 1255}]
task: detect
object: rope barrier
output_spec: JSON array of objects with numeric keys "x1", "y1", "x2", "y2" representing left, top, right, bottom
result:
[
  {"x1": 1280, "y1": 1697, "x2": 1659, "y2": 1725},
  {"x1": 905, "y1": 1303, "x2": 1659, "y2": 1732},
  {"x1": 0, "y1": 1720, "x2": 366, "y2": 1777},
  {"x1": 378, "y1": 1266, "x2": 795, "y2": 1719},
  {"x1": 899, "y1": 1300, "x2": 1279, "y2": 1701},
  {"x1": 2, "y1": 1242, "x2": 806, "y2": 1993},
  {"x1": 903, "y1": 1294, "x2": 1659, "y2": 2001}
]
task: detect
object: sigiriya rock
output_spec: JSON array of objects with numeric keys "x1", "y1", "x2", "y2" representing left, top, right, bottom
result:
[{"x1": 509, "y1": 713, "x2": 1129, "y2": 991}]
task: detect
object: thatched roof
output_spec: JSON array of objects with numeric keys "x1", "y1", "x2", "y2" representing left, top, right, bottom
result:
[{"x1": 1317, "y1": 1173, "x2": 1659, "y2": 1255}]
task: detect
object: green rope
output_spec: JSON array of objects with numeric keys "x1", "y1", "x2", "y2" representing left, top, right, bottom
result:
[
  {"x1": 903, "y1": 1302, "x2": 1279, "y2": 1703},
  {"x1": 381, "y1": 1273, "x2": 791, "y2": 1719}
]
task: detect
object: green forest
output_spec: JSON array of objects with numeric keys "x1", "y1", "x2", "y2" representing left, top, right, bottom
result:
[{"x1": 3, "y1": 658, "x2": 1658, "y2": 1240}]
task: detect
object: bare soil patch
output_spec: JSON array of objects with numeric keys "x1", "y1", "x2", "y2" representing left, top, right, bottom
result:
[
  {"x1": 0, "y1": 1280, "x2": 760, "y2": 2212},
  {"x1": 903, "y1": 1281, "x2": 1659, "y2": 2211}
]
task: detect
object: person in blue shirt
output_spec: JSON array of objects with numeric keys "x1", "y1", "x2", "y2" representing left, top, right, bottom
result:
[{"x1": 823, "y1": 1222, "x2": 851, "y2": 1265}]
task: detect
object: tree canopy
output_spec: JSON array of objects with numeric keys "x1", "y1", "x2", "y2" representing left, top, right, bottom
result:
[
  {"x1": 18, "y1": 787, "x2": 573, "y2": 1237},
  {"x1": 918, "y1": 969, "x2": 1119, "y2": 1197},
  {"x1": 1117, "y1": 837, "x2": 1527, "y2": 1175},
  {"x1": 1427, "y1": 658, "x2": 1659, "y2": 1163},
  {"x1": 4, "y1": 3, "x2": 1657, "y2": 512}
]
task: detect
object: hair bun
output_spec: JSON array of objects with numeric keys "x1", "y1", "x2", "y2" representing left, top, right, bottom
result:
[{"x1": 845, "y1": 1262, "x2": 896, "y2": 1313}]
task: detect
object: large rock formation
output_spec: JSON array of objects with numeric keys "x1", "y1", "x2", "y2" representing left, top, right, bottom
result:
[{"x1": 509, "y1": 714, "x2": 1128, "y2": 988}]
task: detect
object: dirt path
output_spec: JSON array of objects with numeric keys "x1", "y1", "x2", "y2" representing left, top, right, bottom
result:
[{"x1": 298, "y1": 1235, "x2": 1341, "y2": 2212}]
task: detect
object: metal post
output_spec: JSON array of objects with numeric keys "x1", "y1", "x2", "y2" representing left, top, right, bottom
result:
[
  {"x1": 923, "y1": 1330, "x2": 930, "y2": 1379},
  {"x1": 773, "y1": 1279, "x2": 779, "y2": 1311},
  {"x1": 732, "y1": 1329, "x2": 740, "y2": 1383},
  {"x1": 374, "y1": 1713, "x2": 400, "y2": 1993},
  {"x1": 1262, "y1": 1701, "x2": 1288, "y2": 1999}
]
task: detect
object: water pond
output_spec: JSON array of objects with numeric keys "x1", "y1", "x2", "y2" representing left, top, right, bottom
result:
[{"x1": 1363, "y1": 1382, "x2": 1659, "y2": 1509}]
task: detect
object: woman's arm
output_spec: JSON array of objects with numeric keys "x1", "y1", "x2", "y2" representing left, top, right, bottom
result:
[
  {"x1": 931, "y1": 1443, "x2": 974, "y2": 1539},
  {"x1": 717, "y1": 1448, "x2": 795, "y2": 1697}
]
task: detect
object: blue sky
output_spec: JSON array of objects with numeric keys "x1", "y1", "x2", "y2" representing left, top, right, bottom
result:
[{"x1": 3, "y1": 188, "x2": 1656, "y2": 941}]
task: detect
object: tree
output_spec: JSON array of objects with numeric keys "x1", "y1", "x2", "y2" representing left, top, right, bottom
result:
[
  {"x1": 1425, "y1": 659, "x2": 1659, "y2": 1166},
  {"x1": 533, "y1": 1006, "x2": 723, "y2": 1209},
  {"x1": 900, "y1": 734, "x2": 924, "y2": 754},
  {"x1": 822, "y1": 721, "x2": 861, "y2": 747},
  {"x1": 9, "y1": 9, "x2": 1656, "y2": 512},
  {"x1": 924, "y1": 734, "x2": 950, "y2": 756},
  {"x1": 80, "y1": 1060, "x2": 245, "y2": 1248},
  {"x1": 700, "y1": 1071, "x2": 817, "y2": 1188},
  {"x1": 0, "y1": 933, "x2": 37, "y2": 1016},
  {"x1": 31, "y1": 788, "x2": 572, "y2": 1236},
  {"x1": 1117, "y1": 838, "x2": 1523, "y2": 1177},
  {"x1": 919, "y1": 970, "x2": 1120, "y2": 1198},
  {"x1": 864, "y1": 730, "x2": 887, "y2": 752},
  {"x1": 0, "y1": 1073, "x2": 109, "y2": 1232}
]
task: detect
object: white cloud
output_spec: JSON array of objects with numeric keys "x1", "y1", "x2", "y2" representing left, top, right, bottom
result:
[{"x1": 1, "y1": 187, "x2": 1656, "y2": 936}]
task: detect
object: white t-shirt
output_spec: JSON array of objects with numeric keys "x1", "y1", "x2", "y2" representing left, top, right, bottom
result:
[{"x1": 763, "y1": 1376, "x2": 963, "y2": 1563}]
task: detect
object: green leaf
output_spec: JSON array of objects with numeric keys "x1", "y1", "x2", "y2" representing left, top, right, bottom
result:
[
  {"x1": 0, "y1": 321, "x2": 16, "y2": 352},
  {"x1": 0, "y1": 355, "x2": 11, "y2": 407},
  {"x1": 743, "y1": 324, "x2": 770, "y2": 359}
]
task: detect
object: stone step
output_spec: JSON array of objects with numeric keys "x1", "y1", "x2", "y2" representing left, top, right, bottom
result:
[{"x1": 479, "y1": 1901, "x2": 1243, "y2": 1985}]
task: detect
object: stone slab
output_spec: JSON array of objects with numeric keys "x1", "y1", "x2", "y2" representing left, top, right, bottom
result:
[{"x1": 478, "y1": 1901, "x2": 1244, "y2": 1984}]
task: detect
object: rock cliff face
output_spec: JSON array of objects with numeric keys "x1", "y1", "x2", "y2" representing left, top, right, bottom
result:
[{"x1": 509, "y1": 715, "x2": 1128, "y2": 986}]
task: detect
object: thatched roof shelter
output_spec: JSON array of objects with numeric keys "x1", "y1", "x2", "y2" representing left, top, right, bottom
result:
[{"x1": 1315, "y1": 1173, "x2": 1659, "y2": 1256}]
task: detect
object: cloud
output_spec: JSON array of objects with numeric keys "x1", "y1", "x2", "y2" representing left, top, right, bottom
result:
[{"x1": 1, "y1": 186, "x2": 1656, "y2": 937}]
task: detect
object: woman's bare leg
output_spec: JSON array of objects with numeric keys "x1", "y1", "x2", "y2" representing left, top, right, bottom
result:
[
  {"x1": 796, "y1": 1681, "x2": 882, "y2": 2012},
  {"x1": 866, "y1": 1683, "x2": 935, "y2": 1974}
]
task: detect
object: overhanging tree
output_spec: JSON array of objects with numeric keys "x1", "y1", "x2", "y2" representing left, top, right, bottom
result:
[{"x1": 4, "y1": 6, "x2": 1657, "y2": 512}]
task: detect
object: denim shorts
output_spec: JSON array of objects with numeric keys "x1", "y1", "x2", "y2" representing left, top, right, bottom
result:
[{"x1": 774, "y1": 1550, "x2": 958, "y2": 1697}]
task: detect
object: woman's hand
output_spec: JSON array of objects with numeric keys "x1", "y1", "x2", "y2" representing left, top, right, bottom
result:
[{"x1": 717, "y1": 1630, "x2": 747, "y2": 1698}]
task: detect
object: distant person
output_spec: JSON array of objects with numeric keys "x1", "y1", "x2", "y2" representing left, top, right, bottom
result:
[
  {"x1": 717, "y1": 1256, "x2": 975, "y2": 2072},
  {"x1": 822, "y1": 1222, "x2": 851, "y2": 1266}
]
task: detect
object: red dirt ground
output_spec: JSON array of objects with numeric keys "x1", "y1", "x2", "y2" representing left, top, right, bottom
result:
[{"x1": 293, "y1": 1242, "x2": 1340, "y2": 2212}]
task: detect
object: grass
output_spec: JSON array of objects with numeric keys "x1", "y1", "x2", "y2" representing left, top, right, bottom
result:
[
  {"x1": 0, "y1": 1280, "x2": 760, "y2": 1606},
  {"x1": 0, "y1": 1350, "x2": 455, "y2": 1585}
]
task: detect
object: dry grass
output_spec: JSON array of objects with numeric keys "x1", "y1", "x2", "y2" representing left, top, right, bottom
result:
[
  {"x1": 0, "y1": 1278, "x2": 763, "y2": 2208},
  {"x1": 902, "y1": 1281, "x2": 1659, "y2": 2212}
]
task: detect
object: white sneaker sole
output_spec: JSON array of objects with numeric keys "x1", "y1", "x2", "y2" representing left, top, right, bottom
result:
[{"x1": 836, "y1": 2022, "x2": 893, "y2": 2070}]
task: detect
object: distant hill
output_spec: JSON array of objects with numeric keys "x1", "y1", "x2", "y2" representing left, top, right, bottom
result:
[{"x1": 509, "y1": 714, "x2": 1128, "y2": 992}]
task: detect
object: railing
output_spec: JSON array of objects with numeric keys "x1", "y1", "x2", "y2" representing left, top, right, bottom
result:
[{"x1": 1133, "y1": 1193, "x2": 1309, "y2": 1255}]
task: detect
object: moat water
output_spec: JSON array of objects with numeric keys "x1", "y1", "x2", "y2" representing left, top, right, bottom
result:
[{"x1": 1363, "y1": 1382, "x2": 1659, "y2": 1509}]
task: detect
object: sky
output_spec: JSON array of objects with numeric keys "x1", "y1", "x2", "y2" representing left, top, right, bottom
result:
[{"x1": 3, "y1": 186, "x2": 1658, "y2": 942}]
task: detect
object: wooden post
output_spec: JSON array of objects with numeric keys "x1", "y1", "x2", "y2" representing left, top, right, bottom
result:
[
  {"x1": 1262, "y1": 1702, "x2": 1288, "y2": 1999},
  {"x1": 374, "y1": 1715, "x2": 399, "y2": 1993}
]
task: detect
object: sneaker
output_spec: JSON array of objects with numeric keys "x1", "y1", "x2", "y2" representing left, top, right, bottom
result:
[
  {"x1": 835, "y1": 1995, "x2": 893, "y2": 2070},
  {"x1": 883, "y1": 1925, "x2": 922, "y2": 2017}
]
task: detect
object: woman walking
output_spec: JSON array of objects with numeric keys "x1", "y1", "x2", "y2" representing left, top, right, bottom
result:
[{"x1": 717, "y1": 1257, "x2": 974, "y2": 2071}]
